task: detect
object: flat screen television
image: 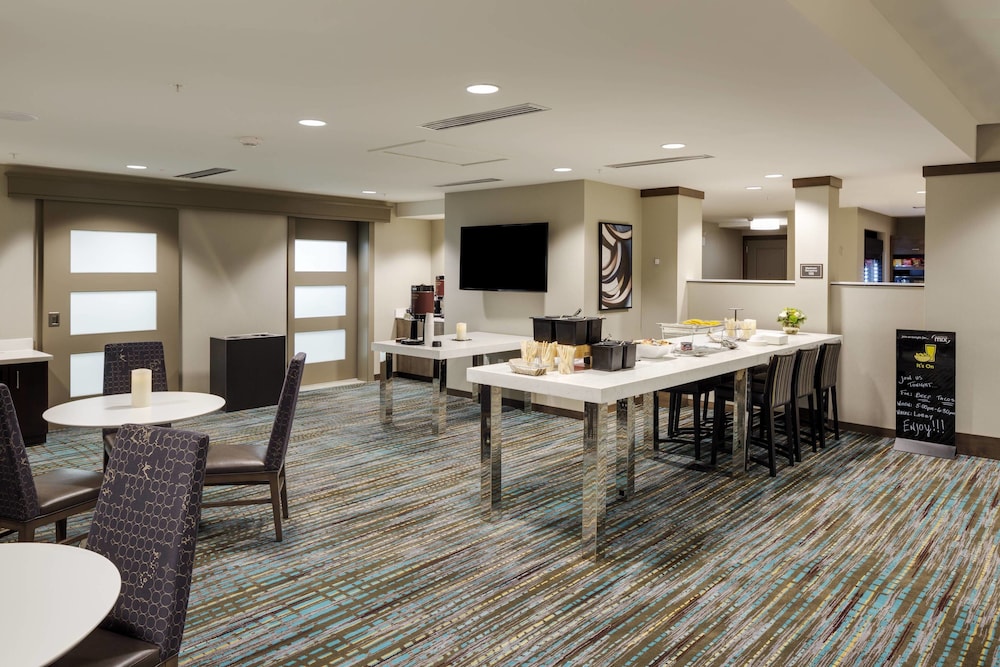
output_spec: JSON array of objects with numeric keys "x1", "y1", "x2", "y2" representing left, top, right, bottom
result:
[{"x1": 459, "y1": 222, "x2": 548, "y2": 292}]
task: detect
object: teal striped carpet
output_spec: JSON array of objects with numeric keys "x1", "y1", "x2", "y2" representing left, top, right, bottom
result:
[{"x1": 18, "y1": 380, "x2": 1000, "y2": 666}]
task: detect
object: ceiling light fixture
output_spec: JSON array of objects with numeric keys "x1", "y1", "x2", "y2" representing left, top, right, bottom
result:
[
  {"x1": 749, "y1": 218, "x2": 780, "y2": 231},
  {"x1": 661, "y1": 143, "x2": 686, "y2": 150},
  {"x1": 746, "y1": 185, "x2": 763, "y2": 190},
  {"x1": 553, "y1": 167, "x2": 572, "y2": 172},
  {"x1": 126, "y1": 164, "x2": 147, "y2": 170},
  {"x1": 361, "y1": 190, "x2": 377, "y2": 195},
  {"x1": 466, "y1": 83, "x2": 499, "y2": 94},
  {"x1": 764, "y1": 173, "x2": 783, "y2": 179},
  {"x1": 298, "y1": 119, "x2": 326, "y2": 127},
  {"x1": 917, "y1": 190, "x2": 926, "y2": 195}
]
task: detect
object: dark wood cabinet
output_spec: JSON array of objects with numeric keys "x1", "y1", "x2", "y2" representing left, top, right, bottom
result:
[
  {"x1": 1, "y1": 361, "x2": 49, "y2": 445},
  {"x1": 210, "y1": 334, "x2": 287, "y2": 412}
]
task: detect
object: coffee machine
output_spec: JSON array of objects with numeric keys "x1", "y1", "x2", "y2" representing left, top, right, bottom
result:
[{"x1": 401, "y1": 284, "x2": 436, "y2": 345}]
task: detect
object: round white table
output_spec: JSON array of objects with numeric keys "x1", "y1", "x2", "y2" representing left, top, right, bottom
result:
[
  {"x1": 43, "y1": 391, "x2": 226, "y2": 428},
  {"x1": 0, "y1": 542, "x2": 122, "y2": 666}
]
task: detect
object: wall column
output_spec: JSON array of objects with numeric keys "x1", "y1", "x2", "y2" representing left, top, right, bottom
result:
[
  {"x1": 639, "y1": 187, "x2": 704, "y2": 335},
  {"x1": 792, "y1": 176, "x2": 841, "y2": 333}
]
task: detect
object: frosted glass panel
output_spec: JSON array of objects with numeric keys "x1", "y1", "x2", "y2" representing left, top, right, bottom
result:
[
  {"x1": 295, "y1": 239, "x2": 347, "y2": 272},
  {"x1": 70, "y1": 351, "x2": 104, "y2": 397},
  {"x1": 295, "y1": 285, "x2": 346, "y2": 319},
  {"x1": 71, "y1": 230, "x2": 157, "y2": 273},
  {"x1": 70, "y1": 291, "x2": 157, "y2": 335},
  {"x1": 295, "y1": 329, "x2": 345, "y2": 364}
]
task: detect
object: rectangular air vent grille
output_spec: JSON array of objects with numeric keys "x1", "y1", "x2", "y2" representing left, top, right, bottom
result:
[
  {"x1": 422, "y1": 103, "x2": 549, "y2": 130},
  {"x1": 605, "y1": 154, "x2": 714, "y2": 168},
  {"x1": 434, "y1": 178, "x2": 503, "y2": 188},
  {"x1": 175, "y1": 167, "x2": 235, "y2": 179}
]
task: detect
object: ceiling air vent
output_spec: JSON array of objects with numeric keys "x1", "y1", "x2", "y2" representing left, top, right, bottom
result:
[
  {"x1": 422, "y1": 103, "x2": 549, "y2": 130},
  {"x1": 434, "y1": 178, "x2": 503, "y2": 188},
  {"x1": 605, "y1": 154, "x2": 714, "y2": 168},
  {"x1": 174, "y1": 167, "x2": 235, "y2": 179}
]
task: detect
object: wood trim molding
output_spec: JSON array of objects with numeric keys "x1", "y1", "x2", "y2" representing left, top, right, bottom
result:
[
  {"x1": 640, "y1": 186, "x2": 705, "y2": 199},
  {"x1": 922, "y1": 160, "x2": 1000, "y2": 178},
  {"x1": 841, "y1": 421, "x2": 999, "y2": 461},
  {"x1": 791, "y1": 176, "x2": 843, "y2": 189},
  {"x1": 5, "y1": 167, "x2": 392, "y2": 222}
]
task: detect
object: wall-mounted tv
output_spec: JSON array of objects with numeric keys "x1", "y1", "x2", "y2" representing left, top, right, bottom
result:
[{"x1": 459, "y1": 222, "x2": 548, "y2": 292}]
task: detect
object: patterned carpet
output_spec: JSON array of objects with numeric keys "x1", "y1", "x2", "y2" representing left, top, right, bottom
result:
[{"x1": 17, "y1": 379, "x2": 1000, "y2": 666}]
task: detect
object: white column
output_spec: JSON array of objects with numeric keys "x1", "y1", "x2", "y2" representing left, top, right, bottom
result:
[{"x1": 792, "y1": 176, "x2": 841, "y2": 333}]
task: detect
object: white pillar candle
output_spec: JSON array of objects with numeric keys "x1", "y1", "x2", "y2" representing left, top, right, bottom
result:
[
  {"x1": 131, "y1": 368, "x2": 152, "y2": 407},
  {"x1": 456, "y1": 322, "x2": 467, "y2": 340},
  {"x1": 423, "y1": 314, "x2": 435, "y2": 346}
]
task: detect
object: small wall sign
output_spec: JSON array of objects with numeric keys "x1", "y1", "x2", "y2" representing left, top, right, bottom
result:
[{"x1": 799, "y1": 263, "x2": 823, "y2": 278}]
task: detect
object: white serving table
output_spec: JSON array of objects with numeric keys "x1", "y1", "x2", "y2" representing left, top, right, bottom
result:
[
  {"x1": 467, "y1": 330, "x2": 843, "y2": 559},
  {"x1": 43, "y1": 391, "x2": 226, "y2": 429},
  {"x1": 0, "y1": 542, "x2": 122, "y2": 666},
  {"x1": 372, "y1": 331, "x2": 530, "y2": 434}
]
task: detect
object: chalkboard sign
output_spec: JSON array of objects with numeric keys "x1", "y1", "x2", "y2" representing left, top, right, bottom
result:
[{"x1": 895, "y1": 329, "x2": 956, "y2": 451}]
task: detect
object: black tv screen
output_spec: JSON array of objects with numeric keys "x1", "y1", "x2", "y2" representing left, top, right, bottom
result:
[{"x1": 459, "y1": 222, "x2": 548, "y2": 292}]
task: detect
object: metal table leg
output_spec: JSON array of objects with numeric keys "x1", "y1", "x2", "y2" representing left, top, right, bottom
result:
[
  {"x1": 616, "y1": 397, "x2": 636, "y2": 500},
  {"x1": 471, "y1": 354, "x2": 484, "y2": 402},
  {"x1": 379, "y1": 352, "x2": 394, "y2": 424},
  {"x1": 582, "y1": 401, "x2": 608, "y2": 560},
  {"x1": 480, "y1": 384, "x2": 502, "y2": 519},
  {"x1": 431, "y1": 359, "x2": 447, "y2": 434},
  {"x1": 732, "y1": 368, "x2": 748, "y2": 474}
]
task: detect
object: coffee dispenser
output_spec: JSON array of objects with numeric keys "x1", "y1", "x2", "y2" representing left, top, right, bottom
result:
[{"x1": 402, "y1": 284, "x2": 436, "y2": 344}]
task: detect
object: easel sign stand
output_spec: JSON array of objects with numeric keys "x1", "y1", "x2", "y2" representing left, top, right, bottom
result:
[{"x1": 892, "y1": 329, "x2": 957, "y2": 459}]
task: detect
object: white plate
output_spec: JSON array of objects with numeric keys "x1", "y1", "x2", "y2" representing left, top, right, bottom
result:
[{"x1": 636, "y1": 343, "x2": 673, "y2": 358}]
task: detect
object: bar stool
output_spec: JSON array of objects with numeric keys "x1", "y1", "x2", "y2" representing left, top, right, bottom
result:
[
  {"x1": 653, "y1": 376, "x2": 723, "y2": 461},
  {"x1": 790, "y1": 346, "x2": 820, "y2": 461},
  {"x1": 814, "y1": 341, "x2": 842, "y2": 445}
]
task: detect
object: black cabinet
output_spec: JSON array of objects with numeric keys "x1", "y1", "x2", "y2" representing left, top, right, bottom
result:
[
  {"x1": 0, "y1": 361, "x2": 49, "y2": 445},
  {"x1": 210, "y1": 334, "x2": 287, "y2": 412}
]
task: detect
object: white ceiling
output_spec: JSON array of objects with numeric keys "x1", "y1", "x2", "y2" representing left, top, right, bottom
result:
[{"x1": 2, "y1": 0, "x2": 997, "y2": 223}]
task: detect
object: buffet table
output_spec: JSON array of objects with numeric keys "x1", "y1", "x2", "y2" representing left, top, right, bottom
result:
[
  {"x1": 372, "y1": 331, "x2": 530, "y2": 434},
  {"x1": 467, "y1": 330, "x2": 842, "y2": 559}
]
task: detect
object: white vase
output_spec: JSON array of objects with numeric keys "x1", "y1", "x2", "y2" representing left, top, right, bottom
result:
[{"x1": 783, "y1": 326, "x2": 800, "y2": 335}]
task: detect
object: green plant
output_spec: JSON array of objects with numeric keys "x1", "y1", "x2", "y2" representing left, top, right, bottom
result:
[{"x1": 777, "y1": 307, "x2": 806, "y2": 327}]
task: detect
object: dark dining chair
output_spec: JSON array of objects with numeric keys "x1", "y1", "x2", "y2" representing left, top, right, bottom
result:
[
  {"x1": 815, "y1": 340, "x2": 842, "y2": 445},
  {"x1": 202, "y1": 352, "x2": 305, "y2": 541},
  {"x1": 0, "y1": 383, "x2": 103, "y2": 543},
  {"x1": 790, "y1": 346, "x2": 821, "y2": 460},
  {"x1": 653, "y1": 376, "x2": 724, "y2": 462},
  {"x1": 49, "y1": 423, "x2": 209, "y2": 667},
  {"x1": 103, "y1": 341, "x2": 170, "y2": 454}
]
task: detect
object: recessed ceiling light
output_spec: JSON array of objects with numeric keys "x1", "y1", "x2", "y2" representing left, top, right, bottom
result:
[
  {"x1": 362, "y1": 190, "x2": 377, "y2": 194},
  {"x1": 298, "y1": 119, "x2": 326, "y2": 127},
  {"x1": 466, "y1": 83, "x2": 500, "y2": 95},
  {"x1": 661, "y1": 143, "x2": 686, "y2": 150},
  {"x1": 745, "y1": 185, "x2": 763, "y2": 190},
  {"x1": 553, "y1": 167, "x2": 572, "y2": 172},
  {"x1": 917, "y1": 190, "x2": 926, "y2": 195},
  {"x1": 764, "y1": 173, "x2": 783, "y2": 179},
  {"x1": 0, "y1": 110, "x2": 38, "y2": 122},
  {"x1": 126, "y1": 165, "x2": 147, "y2": 170}
]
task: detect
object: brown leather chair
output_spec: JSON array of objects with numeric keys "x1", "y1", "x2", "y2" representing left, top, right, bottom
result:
[
  {"x1": 50, "y1": 423, "x2": 210, "y2": 667},
  {"x1": 202, "y1": 352, "x2": 305, "y2": 541},
  {"x1": 0, "y1": 383, "x2": 102, "y2": 543}
]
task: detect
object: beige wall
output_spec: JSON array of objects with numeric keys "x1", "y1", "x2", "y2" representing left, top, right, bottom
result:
[
  {"x1": 687, "y1": 280, "x2": 798, "y2": 330},
  {"x1": 0, "y1": 167, "x2": 38, "y2": 342},
  {"x1": 702, "y1": 223, "x2": 743, "y2": 280},
  {"x1": 924, "y1": 170, "x2": 1000, "y2": 439},
  {"x1": 179, "y1": 210, "x2": 288, "y2": 392}
]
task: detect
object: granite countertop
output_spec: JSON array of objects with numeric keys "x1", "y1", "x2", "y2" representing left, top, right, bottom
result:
[{"x1": 0, "y1": 338, "x2": 53, "y2": 364}]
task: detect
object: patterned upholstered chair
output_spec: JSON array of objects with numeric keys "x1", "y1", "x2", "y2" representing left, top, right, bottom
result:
[
  {"x1": 0, "y1": 383, "x2": 102, "y2": 542},
  {"x1": 50, "y1": 423, "x2": 210, "y2": 667},
  {"x1": 103, "y1": 341, "x2": 170, "y2": 453},
  {"x1": 203, "y1": 352, "x2": 305, "y2": 541},
  {"x1": 789, "y1": 346, "x2": 821, "y2": 460}
]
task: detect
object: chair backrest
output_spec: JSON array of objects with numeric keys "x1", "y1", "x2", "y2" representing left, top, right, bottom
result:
[
  {"x1": 815, "y1": 341, "x2": 842, "y2": 391},
  {"x1": 793, "y1": 346, "x2": 820, "y2": 400},
  {"x1": 103, "y1": 341, "x2": 169, "y2": 395},
  {"x1": 763, "y1": 352, "x2": 797, "y2": 407},
  {"x1": 264, "y1": 352, "x2": 306, "y2": 470},
  {"x1": 0, "y1": 383, "x2": 40, "y2": 522},
  {"x1": 88, "y1": 423, "x2": 209, "y2": 661}
]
